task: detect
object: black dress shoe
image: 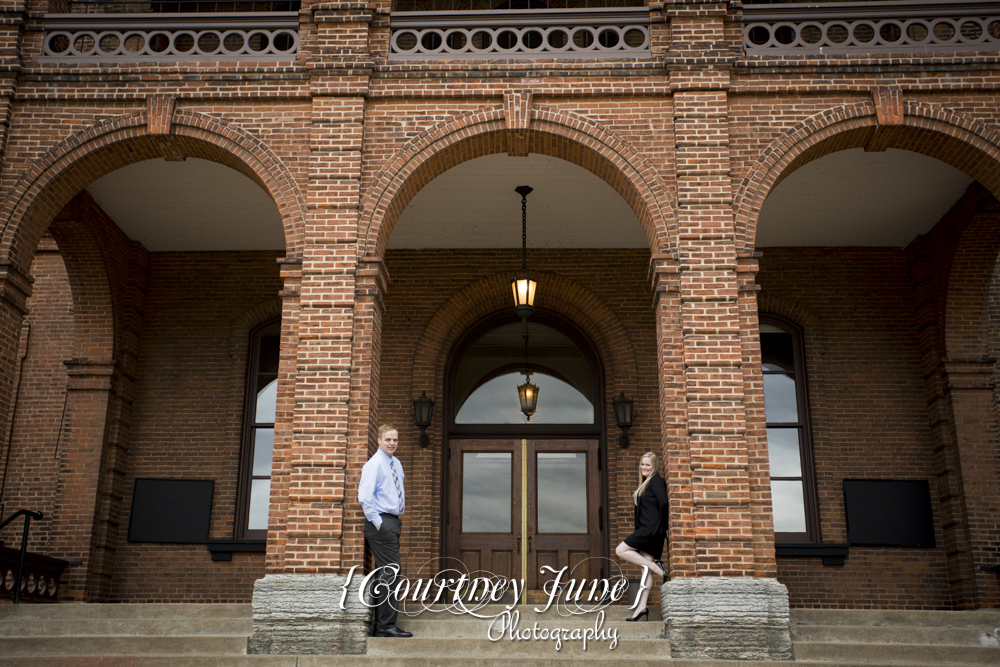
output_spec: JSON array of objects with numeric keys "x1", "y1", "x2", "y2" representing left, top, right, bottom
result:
[{"x1": 374, "y1": 625, "x2": 413, "y2": 638}]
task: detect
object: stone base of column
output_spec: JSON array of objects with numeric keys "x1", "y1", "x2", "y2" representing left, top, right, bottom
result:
[
  {"x1": 661, "y1": 577, "x2": 793, "y2": 661},
  {"x1": 248, "y1": 573, "x2": 371, "y2": 655}
]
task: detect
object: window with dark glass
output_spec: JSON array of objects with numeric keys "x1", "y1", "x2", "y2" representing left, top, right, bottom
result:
[
  {"x1": 760, "y1": 316, "x2": 818, "y2": 543},
  {"x1": 454, "y1": 321, "x2": 595, "y2": 425},
  {"x1": 237, "y1": 320, "x2": 280, "y2": 539}
]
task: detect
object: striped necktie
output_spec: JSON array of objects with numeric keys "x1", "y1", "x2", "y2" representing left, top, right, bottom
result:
[{"x1": 390, "y1": 458, "x2": 404, "y2": 514}]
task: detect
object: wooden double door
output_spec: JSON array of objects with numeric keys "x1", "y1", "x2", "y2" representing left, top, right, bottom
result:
[{"x1": 445, "y1": 438, "x2": 603, "y2": 592}]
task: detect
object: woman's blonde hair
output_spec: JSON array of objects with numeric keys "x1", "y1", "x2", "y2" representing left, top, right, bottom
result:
[{"x1": 632, "y1": 452, "x2": 659, "y2": 502}]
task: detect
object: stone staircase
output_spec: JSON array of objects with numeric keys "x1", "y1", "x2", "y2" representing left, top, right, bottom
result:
[
  {"x1": 790, "y1": 608, "x2": 1000, "y2": 665},
  {"x1": 0, "y1": 601, "x2": 997, "y2": 665}
]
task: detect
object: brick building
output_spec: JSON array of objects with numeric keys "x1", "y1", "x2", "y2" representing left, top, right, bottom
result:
[{"x1": 0, "y1": 0, "x2": 998, "y2": 659}]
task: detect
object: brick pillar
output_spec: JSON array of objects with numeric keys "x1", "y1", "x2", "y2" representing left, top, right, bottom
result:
[
  {"x1": 908, "y1": 222, "x2": 1000, "y2": 609},
  {"x1": 943, "y1": 360, "x2": 1000, "y2": 608},
  {"x1": 0, "y1": 263, "x2": 31, "y2": 517},
  {"x1": 651, "y1": 255, "x2": 691, "y2": 573},
  {"x1": 49, "y1": 359, "x2": 116, "y2": 601},
  {"x1": 249, "y1": 11, "x2": 373, "y2": 646},
  {"x1": 264, "y1": 257, "x2": 302, "y2": 575},
  {"x1": 658, "y1": 8, "x2": 791, "y2": 657},
  {"x1": 344, "y1": 255, "x2": 388, "y2": 569}
]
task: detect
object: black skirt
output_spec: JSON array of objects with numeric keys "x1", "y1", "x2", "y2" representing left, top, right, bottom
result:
[{"x1": 624, "y1": 530, "x2": 665, "y2": 561}]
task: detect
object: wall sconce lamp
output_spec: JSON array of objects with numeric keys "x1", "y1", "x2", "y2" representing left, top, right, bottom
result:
[
  {"x1": 614, "y1": 391, "x2": 634, "y2": 448},
  {"x1": 412, "y1": 391, "x2": 434, "y2": 448}
]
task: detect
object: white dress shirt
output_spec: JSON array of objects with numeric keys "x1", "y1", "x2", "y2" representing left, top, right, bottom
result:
[{"x1": 358, "y1": 448, "x2": 405, "y2": 528}]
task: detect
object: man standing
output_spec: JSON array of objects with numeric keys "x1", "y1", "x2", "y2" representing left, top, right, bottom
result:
[{"x1": 358, "y1": 424, "x2": 413, "y2": 638}]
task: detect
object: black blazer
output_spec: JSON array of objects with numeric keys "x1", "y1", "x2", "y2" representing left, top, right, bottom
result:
[{"x1": 632, "y1": 473, "x2": 668, "y2": 536}]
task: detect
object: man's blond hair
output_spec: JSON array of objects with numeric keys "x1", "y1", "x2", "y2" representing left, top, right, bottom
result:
[{"x1": 377, "y1": 424, "x2": 398, "y2": 440}]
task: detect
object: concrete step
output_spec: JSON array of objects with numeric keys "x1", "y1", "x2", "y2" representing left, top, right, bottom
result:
[
  {"x1": 790, "y1": 608, "x2": 1000, "y2": 628},
  {"x1": 399, "y1": 603, "x2": 663, "y2": 621},
  {"x1": 793, "y1": 641, "x2": 999, "y2": 664},
  {"x1": 0, "y1": 617, "x2": 253, "y2": 637},
  {"x1": 0, "y1": 603, "x2": 252, "y2": 620},
  {"x1": 791, "y1": 623, "x2": 990, "y2": 645},
  {"x1": 396, "y1": 616, "x2": 663, "y2": 639},
  {"x1": 365, "y1": 636, "x2": 668, "y2": 658},
  {"x1": 0, "y1": 635, "x2": 249, "y2": 656},
  {"x1": 0, "y1": 658, "x2": 990, "y2": 667}
]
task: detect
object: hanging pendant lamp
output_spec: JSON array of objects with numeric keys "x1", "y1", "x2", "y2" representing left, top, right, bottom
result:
[
  {"x1": 517, "y1": 321, "x2": 539, "y2": 420},
  {"x1": 511, "y1": 185, "x2": 537, "y2": 319}
]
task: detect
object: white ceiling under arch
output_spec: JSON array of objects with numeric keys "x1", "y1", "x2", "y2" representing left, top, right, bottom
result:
[
  {"x1": 387, "y1": 153, "x2": 648, "y2": 249},
  {"x1": 79, "y1": 147, "x2": 976, "y2": 254},
  {"x1": 85, "y1": 157, "x2": 285, "y2": 252},
  {"x1": 756, "y1": 148, "x2": 973, "y2": 247}
]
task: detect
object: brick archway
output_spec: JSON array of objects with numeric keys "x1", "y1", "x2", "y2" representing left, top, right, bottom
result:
[
  {"x1": 359, "y1": 105, "x2": 675, "y2": 257},
  {"x1": 398, "y1": 270, "x2": 641, "y2": 566},
  {"x1": 0, "y1": 109, "x2": 304, "y2": 600},
  {"x1": 410, "y1": 271, "x2": 640, "y2": 410},
  {"x1": 734, "y1": 101, "x2": 1000, "y2": 254},
  {"x1": 737, "y1": 101, "x2": 1000, "y2": 608},
  {"x1": 0, "y1": 107, "x2": 307, "y2": 275}
]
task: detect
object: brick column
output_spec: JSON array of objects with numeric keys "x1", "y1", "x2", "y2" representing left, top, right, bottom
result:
[
  {"x1": 908, "y1": 224, "x2": 1000, "y2": 609},
  {"x1": 658, "y1": 6, "x2": 790, "y2": 658},
  {"x1": 0, "y1": 263, "x2": 31, "y2": 517},
  {"x1": 49, "y1": 359, "x2": 116, "y2": 601},
  {"x1": 264, "y1": 257, "x2": 302, "y2": 576},
  {"x1": 944, "y1": 360, "x2": 1000, "y2": 608},
  {"x1": 250, "y1": 6, "x2": 373, "y2": 650}
]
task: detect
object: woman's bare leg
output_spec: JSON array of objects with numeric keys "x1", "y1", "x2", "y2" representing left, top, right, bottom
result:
[
  {"x1": 615, "y1": 541, "x2": 664, "y2": 576},
  {"x1": 615, "y1": 542, "x2": 663, "y2": 619}
]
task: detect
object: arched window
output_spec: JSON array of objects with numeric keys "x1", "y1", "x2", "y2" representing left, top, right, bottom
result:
[
  {"x1": 760, "y1": 315, "x2": 819, "y2": 543},
  {"x1": 452, "y1": 320, "x2": 596, "y2": 425},
  {"x1": 236, "y1": 320, "x2": 279, "y2": 539}
]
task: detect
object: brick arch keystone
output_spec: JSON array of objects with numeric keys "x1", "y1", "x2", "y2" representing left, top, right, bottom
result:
[
  {"x1": 0, "y1": 108, "x2": 306, "y2": 274},
  {"x1": 410, "y1": 271, "x2": 640, "y2": 415},
  {"x1": 735, "y1": 101, "x2": 1000, "y2": 254},
  {"x1": 360, "y1": 104, "x2": 675, "y2": 258}
]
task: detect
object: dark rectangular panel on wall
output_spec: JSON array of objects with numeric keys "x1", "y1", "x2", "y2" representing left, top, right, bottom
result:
[
  {"x1": 127, "y1": 479, "x2": 214, "y2": 543},
  {"x1": 843, "y1": 479, "x2": 935, "y2": 548}
]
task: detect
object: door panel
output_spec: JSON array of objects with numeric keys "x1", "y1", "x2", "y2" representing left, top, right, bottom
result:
[
  {"x1": 526, "y1": 439, "x2": 601, "y2": 590},
  {"x1": 447, "y1": 440, "x2": 520, "y2": 582},
  {"x1": 446, "y1": 437, "x2": 602, "y2": 595}
]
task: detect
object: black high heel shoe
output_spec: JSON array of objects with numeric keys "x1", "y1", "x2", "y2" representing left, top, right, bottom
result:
[
  {"x1": 626, "y1": 608, "x2": 649, "y2": 622},
  {"x1": 654, "y1": 561, "x2": 666, "y2": 577}
]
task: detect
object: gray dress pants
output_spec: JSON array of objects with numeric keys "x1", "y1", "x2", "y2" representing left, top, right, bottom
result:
[{"x1": 364, "y1": 513, "x2": 401, "y2": 629}]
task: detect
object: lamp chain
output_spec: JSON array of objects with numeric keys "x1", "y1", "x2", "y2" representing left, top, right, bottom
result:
[{"x1": 521, "y1": 192, "x2": 528, "y2": 273}]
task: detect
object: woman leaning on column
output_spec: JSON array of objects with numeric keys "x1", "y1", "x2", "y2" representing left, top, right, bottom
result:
[{"x1": 615, "y1": 451, "x2": 668, "y2": 621}]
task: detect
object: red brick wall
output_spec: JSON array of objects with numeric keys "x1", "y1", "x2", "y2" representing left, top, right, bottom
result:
[
  {"x1": 0, "y1": 237, "x2": 72, "y2": 553},
  {"x1": 759, "y1": 247, "x2": 952, "y2": 609},
  {"x1": 110, "y1": 251, "x2": 281, "y2": 603}
]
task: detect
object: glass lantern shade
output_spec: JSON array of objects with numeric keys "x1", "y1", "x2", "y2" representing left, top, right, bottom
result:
[
  {"x1": 511, "y1": 273, "x2": 537, "y2": 319},
  {"x1": 614, "y1": 392, "x2": 633, "y2": 428},
  {"x1": 412, "y1": 390, "x2": 434, "y2": 448},
  {"x1": 613, "y1": 391, "x2": 634, "y2": 448},
  {"x1": 517, "y1": 377, "x2": 539, "y2": 420}
]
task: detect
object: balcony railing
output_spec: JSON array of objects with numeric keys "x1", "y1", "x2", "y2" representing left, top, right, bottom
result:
[
  {"x1": 66, "y1": 1, "x2": 298, "y2": 12},
  {"x1": 389, "y1": 8, "x2": 650, "y2": 59},
  {"x1": 743, "y1": 0, "x2": 1000, "y2": 57},
  {"x1": 394, "y1": 0, "x2": 643, "y2": 10},
  {"x1": 41, "y1": 11, "x2": 298, "y2": 62}
]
